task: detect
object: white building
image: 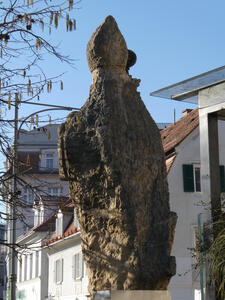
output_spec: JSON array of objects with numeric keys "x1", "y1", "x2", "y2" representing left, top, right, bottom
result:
[
  {"x1": 44, "y1": 204, "x2": 89, "y2": 300},
  {"x1": 5, "y1": 124, "x2": 69, "y2": 298},
  {"x1": 12, "y1": 112, "x2": 225, "y2": 300},
  {"x1": 14, "y1": 124, "x2": 69, "y2": 237},
  {"x1": 162, "y1": 108, "x2": 225, "y2": 300},
  {"x1": 16, "y1": 212, "x2": 55, "y2": 300},
  {"x1": 16, "y1": 199, "x2": 89, "y2": 300}
]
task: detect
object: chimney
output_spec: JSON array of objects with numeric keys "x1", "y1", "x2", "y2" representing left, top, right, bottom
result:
[{"x1": 182, "y1": 109, "x2": 193, "y2": 116}]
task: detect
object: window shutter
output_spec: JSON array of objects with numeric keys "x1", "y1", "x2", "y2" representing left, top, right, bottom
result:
[
  {"x1": 75, "y1": 254, "x2": 79, "y2": 279},
  {"x1": 79, "y1": 252, "x2": 83, "y2": 278},
  {"x1": 220, "y1": 165, "x2": 225, "y2": 192},
  {"x1": 61, "y1": 259, "x2": 63, "y2": 282},
  {"x1": 183, "y1": 164, "x2": 194, "y2": 192},
  {"x1": 74, "y1": 252, "x2": 83, "y2": 279},
  {"x1": 54, "y1": 260, "x2": 56, "y2": 283},
  {"x1": 72, "y1": 255, "x2": 75, "y2": 279}
]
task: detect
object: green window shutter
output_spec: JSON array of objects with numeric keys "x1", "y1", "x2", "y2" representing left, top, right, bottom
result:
[
  {"x1": 220, "y1": 165, "x2": 225, "y2": 192},
  {"x1": 183, "y1": 164, "x2": 194, "y2": 192}
]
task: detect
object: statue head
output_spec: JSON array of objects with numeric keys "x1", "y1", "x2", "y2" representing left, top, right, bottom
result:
[{"x1": 86, "y1": 16, "x2": 136, "y2": 74}]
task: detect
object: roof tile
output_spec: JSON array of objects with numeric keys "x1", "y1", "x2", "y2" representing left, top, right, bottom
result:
[{"x1": 161, "y1": 108, "x2": 199, "y2": 154}]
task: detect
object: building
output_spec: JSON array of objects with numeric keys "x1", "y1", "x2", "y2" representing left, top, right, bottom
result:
[
  {"x1": 15, "y1": 199, "x2": 89, "y2": 300},
  {"x1": 16, "y1": 200, "x2": 56, "y2": 300},
  {"x1": 5, "y1": 124, "x2": 69, "y2": 299},
  {"x1": 10, "y1": 113, "x2": 223, "y2": 300},
  {"x1": 44, "y1": 203, "x2": 89, "y2": 300},
  {"x1": 162, "y1": 108, "x2": 225, "y2": 300}
]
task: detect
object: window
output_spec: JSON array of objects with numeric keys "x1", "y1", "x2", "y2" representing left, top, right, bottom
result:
[
  {"x1": 29, "y1": 254, "x2": 33, "y2": 279},
  {"x1": 17, "y1": 255, "x2": 22, "y2": 282},
  {"x1": 46, "y1": 153, "x2": 53, "y2": 169},
  {"x1": 194, "y1": 164, "x2": 201, "y2": 192},
  {"x1": 35, "y1": 251, "x2": 39, "y2": 278},
  {"x1": 48, "y1": 187, "x2": 59, "y2": 196},
  {"x1": 72, "y1": 252, "x2": 83, "y2": 280},
  {"x1": 23, "y1": 187, "x2": 35, "y2": 204},
  {"x1": 54, "y1": 259, "x2": 63, "y2": 284},
  {"x1": 74, "y1": 209, "x2": 79, "y2": 229},
  {"x1": 182, "y1": 164, "x2": 225, "y2": 192},
  {"x1": 56, "y1": 211, "x2": 63, "y2": 236},
  {"x1": 24, "y1": 255, "x2": 27, "y2": 281}
]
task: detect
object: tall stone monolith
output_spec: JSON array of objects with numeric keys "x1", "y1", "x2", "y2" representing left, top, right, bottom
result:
[{"x1": 58, "y1": 15, "x2": 177, "y2": 297}]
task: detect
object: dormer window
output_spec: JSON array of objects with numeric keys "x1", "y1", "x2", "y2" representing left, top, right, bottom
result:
[
  {"x1": 34, "y1": 206, "x2": 44, "y2": 227},
  {"x1": 46, "y1": 153, "x2": 53, "y2": 169},
  {"x1": 56, "y1": 210, "x2": 63, "y2": 236},
  {"x1": 74, "y1": 208, "x2": 79, "y2": 229}
]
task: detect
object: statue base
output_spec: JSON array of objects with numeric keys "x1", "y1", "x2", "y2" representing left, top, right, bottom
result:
[{"x1": 93, "y1": 290, "x2": 171, "y2": 300}]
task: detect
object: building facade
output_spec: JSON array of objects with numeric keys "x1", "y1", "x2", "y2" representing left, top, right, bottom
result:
[
  {"x1": 5, "y1": 124, "x2": 69, "y2": 299},
  {"x1": 162, "y1": 109, "x2": 225, "y2": 300},
  {"x1": 45, "y1": 207, "x2": 89, "y2": 300}
]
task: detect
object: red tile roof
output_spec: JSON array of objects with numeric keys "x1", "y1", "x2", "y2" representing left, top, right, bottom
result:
[
  {"x1": 33, "y1": 213, "x2": 56, "y2": 232},
  {"x1": 42, "y1": 219, "x2": 79, "y2": 247},
  {"x1": 161, "y1": 108, "x2": 199, "y2": 155},
  {"x1": 161, "y1": 109, "x2": 199, "y2": 173}
]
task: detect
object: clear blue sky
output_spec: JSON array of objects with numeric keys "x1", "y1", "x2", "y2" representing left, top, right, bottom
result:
[{"x1": 12, "y1": 0, "x2": 225, "y2": 123}]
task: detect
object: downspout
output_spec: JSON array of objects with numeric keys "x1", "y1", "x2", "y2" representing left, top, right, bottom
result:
[{"x1": 198, "y1": 213, "x2": 205, "y2": 300}]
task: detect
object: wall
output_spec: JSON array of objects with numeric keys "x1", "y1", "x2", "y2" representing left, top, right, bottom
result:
[
  {"x1": 16, "y1": 235, "x2": 49, "y2": 300},
  {"x1": 47, "y1": 234, "x2": 89, "y2": 300},
  {"x1": 168, "y1": 121, "x2": 225, "y2": 300}
]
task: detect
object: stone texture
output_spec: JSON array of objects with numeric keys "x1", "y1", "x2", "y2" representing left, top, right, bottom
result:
[{"x1": 58, "y1": 15, "x2": 177, "y2": 297}]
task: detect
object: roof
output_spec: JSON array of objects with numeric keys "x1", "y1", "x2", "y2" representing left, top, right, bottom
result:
[
  {"x1": 42, "y1": 216, "x2": 80, "y2": 247},
  {"x1": 17, "y1": 197, "x2": 73, "y2": 243},
  {"x1": 161, "y1": 108, "x2": 199, "y2": 155},
  {"x1": 18, "y1": 124, "x2": 59, "y2": 146},
  {"x1": 33, "y1": 213, "x2": 56, "y2": 232},
  {"x1": 161, "y1": 108, "x2": 199, "y2": 173},
  {"x1": 150, "y1": 65, "x2": 225, "y2": 103},
  {"x1": 17, "y1": 212, "x2": 56, "y2": 243}
]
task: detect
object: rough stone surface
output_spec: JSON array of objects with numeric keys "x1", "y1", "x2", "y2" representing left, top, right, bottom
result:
[{"x1": 58, "y1": 15, "x2": 177, "y2": 297}]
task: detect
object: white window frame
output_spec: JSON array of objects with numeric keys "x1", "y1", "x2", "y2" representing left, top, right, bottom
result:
[
  {"x1": 35, "y1": 251, "x2": 39, "y2": 278},
  {"x1": 48, "y1": 187, "x2": 59, "y2": 196},
  {"x1": 17, "y1": 255, "x2": 22, "y2": 282},
  {"x1": 29, "y1": 253, "x2": 33, "y2": 280},
  {"x1": 23, "y1": 187, "x2": 35, "y2": 204},
  {"x1": 54, "y1": 258, "x2": 63, "y2": 284},
  {"x1": 193, "y1": 164, "x2": 201, "y2": 192},
  {"x1": 24, "y1": 255, "x2": 27, "y2": 281},
  {"x1": 46, "y1": 153, "x2": 54, "y2": 169},
  {"x1": 72, "y1": 252, "x2": 83, "y2": 280}
]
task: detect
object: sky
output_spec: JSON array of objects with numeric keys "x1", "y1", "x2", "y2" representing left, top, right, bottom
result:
[
  {"x1": 30, "y1": 0, "x2": 225, "y2": 125},
  {"x1": 1, "y1": 0, "x2": 225, "y2": 216},
  {"x1": 4, "y1": 0, "x2": 225, "y2": 132}
]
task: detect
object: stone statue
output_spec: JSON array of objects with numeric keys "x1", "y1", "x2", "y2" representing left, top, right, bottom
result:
[{"x1": 58, "y1": 15, "x2": 177, "y2": 297}]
